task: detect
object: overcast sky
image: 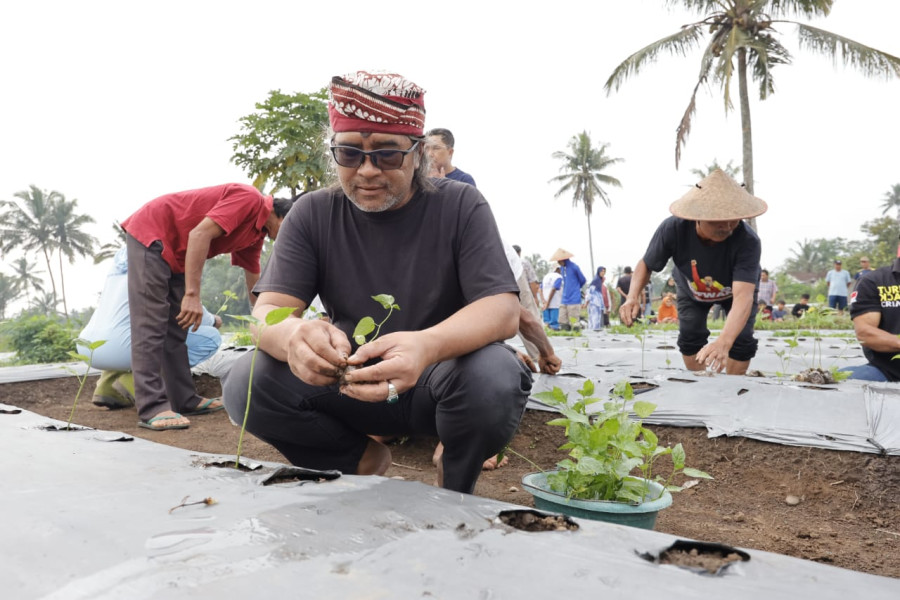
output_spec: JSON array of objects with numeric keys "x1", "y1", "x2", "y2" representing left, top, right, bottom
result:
[{"x1": 2, "y1": 0, "x2": 898, "y2": 314}]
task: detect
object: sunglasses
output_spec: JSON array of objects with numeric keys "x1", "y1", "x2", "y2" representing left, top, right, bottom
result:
[{"x1": 329, "y1": 141, "x2": 420, "y2": 171}]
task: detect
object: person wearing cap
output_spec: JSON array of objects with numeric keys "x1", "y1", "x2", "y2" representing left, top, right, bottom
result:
[
  {"x1": 551, "y1": 248, "x2": 587, "y2": 330},
  {"x1": 121, "y1": 184, "x2": 293, "y2": 431},
  {"x1": 844, "y1": 252, "x2": 900, "y2": 381},
  {"x1": 825, "y1": 259, "x2": 853, "y2": 315},
  {"x1": 221, "y1": 71, "x2": 531, "y2": 494},
  {"x1": 618, "y1": 169, "x2": 766, "y2": 375},
  {"x1": 425, "y1": 128, "x2": 476, "y2": 186}
]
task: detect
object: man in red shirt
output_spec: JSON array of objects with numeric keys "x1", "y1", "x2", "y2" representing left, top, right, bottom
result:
[{"x1": 121, "y1": 183, "x2": 295, "y2": 430}]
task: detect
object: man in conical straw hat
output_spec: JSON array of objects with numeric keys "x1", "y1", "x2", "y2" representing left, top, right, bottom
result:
[
  {"x1": 549, "y1": 248, "x2": 587, "y2": 331},
  {"x1": 619, "y1": 169, "x2": 767, "y2": 375}
]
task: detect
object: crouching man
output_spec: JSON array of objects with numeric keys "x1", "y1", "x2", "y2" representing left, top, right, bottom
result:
[{"x1": 222, "y1": 71, "x2": 532, "y2": 494}]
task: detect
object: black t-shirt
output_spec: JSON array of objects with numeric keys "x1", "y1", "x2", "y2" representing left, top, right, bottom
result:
[
  {"x1": 642, "y1": 216, "x2": 761, "y2": 304},
  {"x1": 791, "y1": 303, "x2": 809, "y2": 318},
  {"x1": 256, "y1": 179, "x2": 518, "y2": 348},
  {"x1": 616, "y1": 274, "x2": 632, "y2": 301},
  {"x1": 849, "y1": 259, "x2": 900, "y2": 381}
]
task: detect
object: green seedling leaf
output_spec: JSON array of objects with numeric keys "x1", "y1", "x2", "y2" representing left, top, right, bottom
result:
[
  {"x1": 578, "y1": 379, "x2": 595, "y2": 398},
  {"x1": 353, "y1": 316, "x2": 376, "y2": 342},
  {"x1": 372, "y1": 294, "x2": 395, "y2": 309},
  {"x1": 632, "y1": 400, "x2": 656, "y2": 419},
  {"x1": 67, "y1": 351, "x2": 90, "y2": 363},
  {"x1": 672, "y1": 443, "x2": 686, "y2": 471},
  {"x1": 265, "y1": 306, "x2": 297, "y2": 326},
  {"x1": 228, "y1": 314, "x2": 258, "y2": 324},
  {"x1": 682, "y1": 467, "x2": 714, "y2": 479}
]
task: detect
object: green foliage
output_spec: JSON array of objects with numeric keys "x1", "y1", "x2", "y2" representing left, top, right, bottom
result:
[
  {"x1": 229, "y1": 88, "x2": 331, "y2": 196},
  {"x1": 535, "y1": 380, "x2": 711, "y2": 504},
  {"x1": 353, "y1": 295, "x2": 400, "y2": 346},
  {"x1": 527, "y1": 253, "x2": 551, "y2": 281},
  {"x1": 0, "y1": 314, "x2": 79, "y2": 363}
]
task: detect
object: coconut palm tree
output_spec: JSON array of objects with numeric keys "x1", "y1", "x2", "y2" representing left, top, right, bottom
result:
[
  {"x1": 879, "y1": 184, "x2": 900, "y2": 221},
  {"x1": 605, "y1": 1, "x2": 900, "y2": 231},
  {"x1": 0, "y1": 272, "x2": 21, "y2": 320},
  {"x1": 690, "y1": 159, "x2": 741, "y2": 180},
  {"x1": 10, "y1": 257, "x2": 44, "y2": 303},
  {"x1": 49, "y1": 195, "x2": 97, "y2": 319},
  {"x1": 93, "y1": 222, "x2": 127, "y2": 264},
  {"x1": 0, "y1": 185, "x2": 62, "y2": 308},
  {"x1": 549, "y1": 131, "x2": 624, "y2": 274}
]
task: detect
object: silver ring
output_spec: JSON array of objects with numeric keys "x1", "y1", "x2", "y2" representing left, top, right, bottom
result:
[{"x1": 386, "y1": 381, "x2": 400, "y2": 404}]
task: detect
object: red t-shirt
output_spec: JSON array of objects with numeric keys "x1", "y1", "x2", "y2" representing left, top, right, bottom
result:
[{"x1": 121, "y1": 183, "x2": 272, "y2": 274}]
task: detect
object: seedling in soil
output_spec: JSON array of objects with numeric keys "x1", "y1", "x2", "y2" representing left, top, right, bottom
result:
[
  {"x1": 230, "y1": 306, "x2": 298, "y2": 468},
  {"x1": 64, "y1": 338, "x2": 106, "y2": 430}
]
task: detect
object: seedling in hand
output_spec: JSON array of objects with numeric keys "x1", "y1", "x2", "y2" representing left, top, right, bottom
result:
[{"x1": 352, "y1": 294, "x2": 400, "y2": 345}]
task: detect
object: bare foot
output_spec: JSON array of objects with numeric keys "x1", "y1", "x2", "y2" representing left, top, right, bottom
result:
[
  {"x1": 432, "y1": 441, "x2": 507, "y2": 473},
  {"x1": 139, "y1": 410, "x2": 190, "y2": 430},
  {"x1": 357, "y1": 439, "x2": 391, "y2": 476},
  {"x1": 482, "y1": 454, "x2": 509, "y2": 470}
]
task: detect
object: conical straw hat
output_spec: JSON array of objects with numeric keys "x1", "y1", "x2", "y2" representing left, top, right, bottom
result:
[
  {"x1": 669, "y1": 169, "x2": 767, "y2": 221},
  {"x1": 549, "y1": 248, "x2": 574, "y2": 262}
]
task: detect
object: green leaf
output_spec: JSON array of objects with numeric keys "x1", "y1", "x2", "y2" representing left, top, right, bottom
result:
[
  {"x1": 354, "y1": 334, "x2": 366, "y2": 345},
  {"x1": 372, "y1": 294, "x2": 395, "y2": 309},
  {"x1": 682, "y1": 467, "x2": 713, "y2": 480},
  {"x1": 228, "y1": 314, "x2": 258, "y2": 324},
  {"x1": 579, "y1": 379, "x2": 595, "y2": 398},
  {"x1": 672, "y1": 443, "x2": 686, "y2": 471},
  {"x1": 67, "y1": 351, "x2": 89, "y2": 363},
  {"x1": 265, "y1": 306, "x2": 297, "y2": 326},
  {"x1": 545, "y1": 418, "x2": 570, "y2": 427},
  {"x1": 632, "y1": 400, "x2": 656, "y2": 419},
  {"x1": 353, "y1": 316, "x2": 376, "y2": 341}
]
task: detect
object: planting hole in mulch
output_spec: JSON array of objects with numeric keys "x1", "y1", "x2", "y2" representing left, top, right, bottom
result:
[
  {"x1": 199, "y1": 458, "x2": 263, "y2": 471},
  {"x1": 667, "y1": 378, "x2": 697, "y2": 384},
  {"x1": 640, "y1": 540, "x2": 750, "y2": 576},
  {"x1": 497, "y1": 509, "x2": 579, "y2": 532},
  {"x1": 261, "y1": 466, "x2": 342, "y2": 486},
  {"x1": 610, "y1": 381, "x2": 659, "y2": 395},
  {"x1": 38, "y1": 423, "x2": 93, "y2": 432}
]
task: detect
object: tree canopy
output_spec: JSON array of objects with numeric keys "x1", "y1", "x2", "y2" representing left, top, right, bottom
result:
[{"x1": 229, "y1": 88, "x2": 331, "y2": 197}]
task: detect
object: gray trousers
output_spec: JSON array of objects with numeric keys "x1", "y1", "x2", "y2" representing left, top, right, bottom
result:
[
  {"x1": 126, "y1": 235, "x2": 202, "y2": 422},
  {"x1": 222, "y1": 342, "x2": 532, "y2": 494}
]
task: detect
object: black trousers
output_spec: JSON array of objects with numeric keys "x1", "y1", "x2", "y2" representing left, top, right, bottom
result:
[
  {"x1": 222, "y1": 342, "x2": 532, "y2": 494},
  {"x1": 126, "y1": 235, "x2": 202, "y2": 421}
]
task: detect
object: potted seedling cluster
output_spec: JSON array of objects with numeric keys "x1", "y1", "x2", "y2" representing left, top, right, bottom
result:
[{"x1": 522, "y1": 379, "x2": 711, "y2": 530}]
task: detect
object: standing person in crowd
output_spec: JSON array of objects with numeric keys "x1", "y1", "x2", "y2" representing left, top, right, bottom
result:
[
  {"x1": 853, "y1": 256, "x2": 874, "y2": 291},
  {"x1": 843, "y1": 244, "x2": 900, "y2": 381},
  {"x1": 825, "y1": 259, "x2": 853, "y2": 314},
  {"x1": 514, "y1": 244, "x2": 542, "y2": 307},
  {"x1": 642, "y1": 280, "x2": 654, "y2": 318},
  {"x1": 662, "y1": 275, "x2": 677, "y2": 297},
  {"x1": 616, "y1": 266, "x2": 633, "y2": 316},
  {"x1": 221, "y1": 71, "x2": 531, "y2": 494},
  {"x1": 599, "y1": 266, "x2": 612, "y2": 326},
  {"x1": 586, "y1": 266, "x2": 607, "y2": 331},
  {"x1": 425, "y1": 128, "x2": 476, "y2": 186},
  {"x1": 541, "y1": 266, "x2": 562, "y2": 330},
  {"x1": 757, "y1": 269, "x2": 778, "y2": 307},
  {"x1": 121, "y1": 183, "x2": 293, "y2": 431},
  {"x1": 551, "y1": 248, "x2": 586, "y2": 331},
  {"x1": 619, "y1": 169, "x2": 766, "y2": 375},
  {"x1": 792, "y1": 293, "x2": 811, "y2": 318}
]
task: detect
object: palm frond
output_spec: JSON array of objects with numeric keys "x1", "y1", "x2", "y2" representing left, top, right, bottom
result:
[
  {"x1": 797, "y1": 24, "x2": 900, "y2": 79},
  {"x1": 604, "y1": 24, "x2": 706, "y2": 94},
  {"x1": 765, "y1": 0, "x2": 832, "y2": 20}
]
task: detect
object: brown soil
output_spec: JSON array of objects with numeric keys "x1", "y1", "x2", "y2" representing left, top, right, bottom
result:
[{"x1": 4, "y1": 374, "x2": 900, "y2": 579}]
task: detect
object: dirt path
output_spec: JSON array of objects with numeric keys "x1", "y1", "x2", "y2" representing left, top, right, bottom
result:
[{"x1": 4, "y1": 374, "x2": 899, "y2": 579}]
